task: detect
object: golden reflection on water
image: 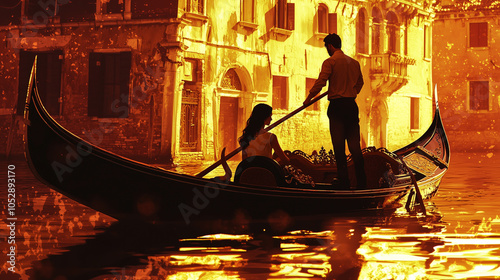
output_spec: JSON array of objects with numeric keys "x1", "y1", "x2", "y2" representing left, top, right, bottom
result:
[{"x1": 100, "y1": 220, "x2": 499, "y2": 280}]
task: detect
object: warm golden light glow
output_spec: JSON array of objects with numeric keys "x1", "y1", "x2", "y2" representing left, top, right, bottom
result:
[{"x1": 357, "y1": 217, "x2": 500, "y2": 280}]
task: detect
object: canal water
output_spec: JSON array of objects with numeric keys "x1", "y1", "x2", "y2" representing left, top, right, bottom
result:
[{"x1": 1, "y1": 152, "x2": 499, "y2": 280}]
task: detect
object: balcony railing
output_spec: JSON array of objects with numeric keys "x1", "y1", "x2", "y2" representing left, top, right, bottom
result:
[{"x1": 369, "y1": 52, "x2": 416, "y2": 93}]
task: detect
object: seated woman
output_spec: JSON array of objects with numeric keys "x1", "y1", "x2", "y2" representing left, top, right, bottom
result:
[
  {"x1": 236, "y1": 104, "x2": 314, "y2": 187},
  {"x1": 238, "y1": 104, "x2": 290, "y2": 166}
]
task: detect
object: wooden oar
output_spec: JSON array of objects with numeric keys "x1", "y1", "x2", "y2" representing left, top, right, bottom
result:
[
  {"x1": 195, "y1": 91, "x2": 329, "y2": 178},
  {"x1": 398, "y1": 155, "x2": 427, "y2": 216}
]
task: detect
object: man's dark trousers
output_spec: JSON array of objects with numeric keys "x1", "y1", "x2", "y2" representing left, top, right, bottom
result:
[{"x1": 327, "y1": 97, "x2": 367, "y2": 188}]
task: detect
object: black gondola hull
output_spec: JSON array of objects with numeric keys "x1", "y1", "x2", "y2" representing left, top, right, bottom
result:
[{"x1": 23, "y1": 60, "x2": 449, "y2": 231}]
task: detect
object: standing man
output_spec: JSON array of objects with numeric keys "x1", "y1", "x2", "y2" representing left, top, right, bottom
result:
[{"x1": 304, "y1": 33, "x2": 367, "y2": 189}]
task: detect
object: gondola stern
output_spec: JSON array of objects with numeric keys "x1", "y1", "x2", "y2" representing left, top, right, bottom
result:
[
  {"x1": 433, "y1": 84, "x2": 451, "y2": 165},
  {"x1": 395, "y1": 84, "x2": 450, "y2": 164},
  {"x1": 21, "y1": 57, "x2": 59, "y2": 192}
]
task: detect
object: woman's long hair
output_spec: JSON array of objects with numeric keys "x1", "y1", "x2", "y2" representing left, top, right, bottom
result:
[{"x1": 238, "y1": 103, "x2": 273, "y2": 148}]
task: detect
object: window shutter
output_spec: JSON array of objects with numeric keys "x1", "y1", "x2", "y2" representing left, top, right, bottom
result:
[
  {"x1": 470, "y1": 23, "x2": 478, "y2": 47},
  {"x1": 470, "y1": 22, "x2": 487, "y2": 47},
  {"x1": 357, "y1": 12, "x2": 366, "y2": 53},
  {"x1": 118, "y1": 51, "x2": 131, "y2": 117},
  {"x1": 276, "y1": 0, "x2": 286, "y2": 28},
  {"x1": 88, "y1": 52, "x2": 104, "y2": 117},
  {"x1": 272, "y1": 76, "x2": 288, "y2": 109},
  {"x1": 318, "y1": 6, "x2": 327, "y2": 33},
  {"x1": 478, "y1": 22, "x2": 488, "y2": 47},
  {"x1": 470, "y1": 81, "x2": 489, "y2": 110},
  {"x1": 287, "y1": 2, "x2": 294, "y2": 30},
  {"x1": 242, "y1": 0, "x2": 254, "y2": 22},
  {"x1": 44, "y1": 50, "x2": 63, "y2": 116},
  {"x1": 328, "y1": 13, "x2": 337, "y2": 34}
]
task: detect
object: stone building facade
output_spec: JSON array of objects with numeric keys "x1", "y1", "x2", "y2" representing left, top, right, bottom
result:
[
  {"x1": 0, "y1": 0, "x2": 435, "y2": 165},
  {"x1": 433, "y1": 0, "x2": 500, "y2": 152}
]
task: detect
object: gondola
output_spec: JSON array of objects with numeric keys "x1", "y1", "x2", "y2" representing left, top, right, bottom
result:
[{"x1": 23, "y1": 59, "x2": 450, "y2": 231}]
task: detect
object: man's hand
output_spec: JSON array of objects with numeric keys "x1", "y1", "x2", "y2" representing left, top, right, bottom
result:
[
  {"x1": 304, "y1": 90, "x2": 318, "y2": 106},
  {"x1": 303, "y1": 97, "x2": 312, "y2": 106}
]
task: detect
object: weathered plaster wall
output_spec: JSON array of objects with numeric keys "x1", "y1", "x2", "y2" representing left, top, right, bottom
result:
[
  {"x1": 433, "y1": 10, "x2": 500, "y2": 152},
  {"x1": 0, "y1": 23, "x2": 169, "y2": 162},
  {"x1": 1, "y1": 0, "x2": 437, "y2": 164}
]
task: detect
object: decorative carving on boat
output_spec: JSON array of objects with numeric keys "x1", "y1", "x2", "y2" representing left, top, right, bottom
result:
[
  {"x1": 289, "y1": 147, "x2": 404, "y2": 165},
  {"x1": 404, "y1": 152, "x2": 437, "y2": 176},
  {"x1": 311, "y1": 147, "x2": 335, "y2": 165},
  {"x1": 430, "y1": 134, "x2": 443, "y2": 158},
  {"x1": 286, "y1": 146, "x2": 408, "y2": 186},
  {"x1": 283, "y1": 165, "x2": 316, "y2": 187},
  {"x1": 401, "y1": 145, "x2": 448, "y2": 177}
]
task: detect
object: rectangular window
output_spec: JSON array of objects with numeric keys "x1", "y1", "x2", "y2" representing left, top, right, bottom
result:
[
  {"x1": 101, "y1": 0, "x2": 123, "y2": 14},
  {"x1": 0, "y1": 0, "x2": 22, "y2": 25},
  {"x1": 187, "y1": 0, "x2": 204, "y2": 14},
  {"x1": 287, "y1": 2, "x2": 295, "y2": 30},
  {"x1": 241, "y1": 0, "x2": 255, "y2": 23},
  {"x1": 328, "y1": 13, "x2": 337, "y2": 34},
  {"x1": 275, "y1": 0, "x2": 294, "y2": 30},
  {"x1": 132, "y1": 1, "x2": 177, "y2": 19},
  {"x1": 424, "y1": 25, "x2": 431, "y2": 59},
  {"x1": 469, "y1": 81, "x2": 489, "y2": 111},
  {"x1": 17, "y1": 50, "x2": 63, "y2": 116},
  {"x1": 306, "y1": 78, "x2": 320, "y2": 111},
  {"x1": 88, "y1": 52, "x2": 131, "y2": 118},
  {"x1": 470, "y1": 22, "x2": 488, "y2": 47},
  {"x1": 183, "y1": 60, "x2": 195, "y2": 82},
  {"x1": 181, "y1": 59, "x2": 201, "y2": 151},
  {"x1": 410, "y1": 97, "x2": 420, "y2": 130},
  {"x1": 95, "y1": 0, "x2": 130, "y2": 21},
  {"x1": 272, "y1": 76, "x2": 288, "y2": 110},
  {"x1": 59, "y1": 1, "x2": 96, "y2": 22},
  {"x1": 318, "y1": 5, "x2": 328, "y2": 34}
]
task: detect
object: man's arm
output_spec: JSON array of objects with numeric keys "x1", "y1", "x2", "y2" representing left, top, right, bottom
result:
[
  {"x1": 354, "y1": 64, "x2": 364, "y2": 94},
  {"x1": 304, "y1": 60, "x2": 332, "y2": 105}
]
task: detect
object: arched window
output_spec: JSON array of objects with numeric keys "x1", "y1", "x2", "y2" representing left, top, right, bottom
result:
[
  {"x1": 318, "y1": 4, "x2": 328, "y2": 33},
  {"x1": 356, "y1": 8, "x2": 367, "y2": 54},
  {"x1": 387, "y1": 11, "x2": 399, "y2": 53},
  {"x1": 372, "y1": 8, "x2": 382, "y2": 54}
]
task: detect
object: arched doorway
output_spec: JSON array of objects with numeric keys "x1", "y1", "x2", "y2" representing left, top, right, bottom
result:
[
  {"x1": 368, "y1": 98, "x2": 388, "y2": 148},
  {"x1": 218, "y1": 68, "x2": 252, "y2": 160}
]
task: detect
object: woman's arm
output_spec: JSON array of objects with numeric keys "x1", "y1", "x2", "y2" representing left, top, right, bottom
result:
[{"x1": 270, "y1": 134, "x2": 290, "y2": 165}]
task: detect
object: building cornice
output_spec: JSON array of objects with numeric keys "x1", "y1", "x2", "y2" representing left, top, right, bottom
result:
[
  {"x1": 355, "y1": 0, "x2": 435, "y2": 17},
  {"x1": 0, "y1": 18, "x2": 186, "y2": 32},
  {"x1": 434, "y1": 7, "x2": 500, "y2": 19}
]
